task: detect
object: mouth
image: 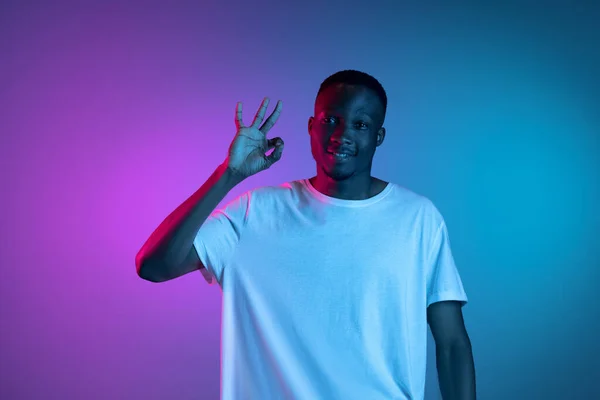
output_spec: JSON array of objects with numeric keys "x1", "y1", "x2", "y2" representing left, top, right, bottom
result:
[{"x1": 326, "y1": 150, "x2": 354, "y2": 161}]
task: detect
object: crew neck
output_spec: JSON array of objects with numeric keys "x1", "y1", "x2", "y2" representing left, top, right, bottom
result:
[{"x1": 301, "y1": 178, "x2": 393, "y2": 208}]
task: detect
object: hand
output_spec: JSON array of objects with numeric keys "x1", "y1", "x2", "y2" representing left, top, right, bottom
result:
[{"x1": 225, "y1": 97, "x2": 284, "y2": 179}]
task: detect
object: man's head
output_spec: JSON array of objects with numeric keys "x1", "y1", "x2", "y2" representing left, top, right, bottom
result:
[{"x1": 308, "y1": 70, "x2": 387, "y2": 181}]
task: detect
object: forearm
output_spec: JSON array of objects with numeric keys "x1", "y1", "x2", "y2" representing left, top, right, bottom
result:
[
  {"x1": 436, "y1": 342, "x2": 476, "y2": 400},
  {"x1": 136, "y1": 161, "x2": 243, "y2": 270}
]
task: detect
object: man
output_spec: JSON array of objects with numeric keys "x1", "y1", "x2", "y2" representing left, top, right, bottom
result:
[{"x1": 136, "y1": 70, "x2": 476, "y2": 399}]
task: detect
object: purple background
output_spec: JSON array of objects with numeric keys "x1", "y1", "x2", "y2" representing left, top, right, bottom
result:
[{"x1": 1, "y1": 1, "x2": 599, "y2": 399}]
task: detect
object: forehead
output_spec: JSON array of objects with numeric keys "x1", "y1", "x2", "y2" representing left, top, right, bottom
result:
[{"x1": 315, "y1": 83, "x2": 381, "y2": 116}]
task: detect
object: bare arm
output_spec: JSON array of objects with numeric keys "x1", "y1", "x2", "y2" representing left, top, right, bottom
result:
[
  {"x1": 135, "y1": 97, "x2": 284, "y2": 282},
  {"x1": 436, "y1": 341, "x2": 475, "y2": 400},
  {"x1": 135, "y1": 162, "x2": 243, "y2": 282},
  {"x1": 428, "y1": 301, "x2": 476, "y2": 400}
]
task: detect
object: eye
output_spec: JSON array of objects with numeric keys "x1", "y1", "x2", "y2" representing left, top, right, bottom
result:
[
  {"x1": 322, "y1": 116, "x2": 337, "y2": 124},
  {"x1": 355, "y1": 122, "x2": 368, "y2": 129}
]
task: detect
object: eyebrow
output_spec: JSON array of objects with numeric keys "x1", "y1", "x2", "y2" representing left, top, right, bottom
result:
[{"x1": 322, "y1": 109, "x2": 372, "y2": 118}]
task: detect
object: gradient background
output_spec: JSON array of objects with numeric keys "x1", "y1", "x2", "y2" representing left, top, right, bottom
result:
[{"x1": 1, "y1": 1, "x2": 599, "y2": 399}]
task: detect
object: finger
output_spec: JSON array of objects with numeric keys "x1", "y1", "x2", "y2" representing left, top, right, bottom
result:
[
  {"x1": 264, "y1": 138, "x2": 284, "y2": 169},
  {"x1": 260, "y1": 100, "x2": 283, "y2": 134},
  {"x1": 266, "y1": 137, "x2": 282, "y2": 150},
  {"x1": 235, "y1": 102, "x2": 244, "y2": 129},
  {"x1": 251, "y1": 97, "x2": 270, "y2": 129}
]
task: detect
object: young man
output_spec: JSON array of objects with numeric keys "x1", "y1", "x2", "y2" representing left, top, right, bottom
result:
[{"x1": 136, "y1": 70, "x2": 476, "y2": 399}]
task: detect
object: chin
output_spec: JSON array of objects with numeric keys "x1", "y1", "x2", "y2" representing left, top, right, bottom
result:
[{"x1": 322, "y1": 165, "x2": 355, "y2": 181}]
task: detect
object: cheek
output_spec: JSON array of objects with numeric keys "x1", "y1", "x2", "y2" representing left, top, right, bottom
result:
[
  {"x1": 309, "y1": 130, "x2": 328, "y2": 150},
  {"x1": 356, "y1": 141, "x2": 377, "y2": 161},
  {"x1": 309, "y1": 134, "x2": 324, "y2": 160}
]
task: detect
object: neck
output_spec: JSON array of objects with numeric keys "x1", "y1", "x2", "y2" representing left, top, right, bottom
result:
[{"x1": 309, "y1": 171, "x2": 382, "y2": 200}]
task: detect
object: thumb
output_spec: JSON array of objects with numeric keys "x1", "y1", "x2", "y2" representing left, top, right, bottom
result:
[{"x1": 264, "y1": 138, "x2": 284, "y2": 169}]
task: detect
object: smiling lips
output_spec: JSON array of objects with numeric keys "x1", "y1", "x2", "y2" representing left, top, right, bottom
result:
[
  {"x1": 326, "y1": 148, "x2": 355, "y2": 161},
  {"x1": 327, "y1": 148, "x2": 354, "y2": 155}
]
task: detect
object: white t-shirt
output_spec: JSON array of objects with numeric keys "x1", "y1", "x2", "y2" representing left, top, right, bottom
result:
[{"x1": 193, "y1": 178, "x2": 468, "y2": 400}]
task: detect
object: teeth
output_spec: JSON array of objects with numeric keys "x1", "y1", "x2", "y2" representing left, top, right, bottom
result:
[{"x1": 333, "y1": 153, "x2": 350, "y2": 157}]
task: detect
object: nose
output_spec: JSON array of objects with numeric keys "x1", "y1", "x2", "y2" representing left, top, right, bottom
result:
[{"x1": 329, "y1": 125, "x2": 353, "y2": 145}]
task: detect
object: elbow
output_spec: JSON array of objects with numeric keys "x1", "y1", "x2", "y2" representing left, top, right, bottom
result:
[{"x1": 136, "y1": 253, "x2": 167, "y2": 283}]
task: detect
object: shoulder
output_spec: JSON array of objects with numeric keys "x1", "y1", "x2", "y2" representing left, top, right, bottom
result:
[
  {"x1": 388, "y1": 183, "x2": 441, "y2": 215},
  {"x1": 245, "y1": 180, "x2": 302, "y2": 200},
  {"x1": 385, "y1": 183, "x2": 446, "y2": 232},
  {"x1": 388, "y1": 183, "x2": 428, "y2": 205},
  {"x1": 238, "y1": 179, "x2": 305, "y2": 210}
]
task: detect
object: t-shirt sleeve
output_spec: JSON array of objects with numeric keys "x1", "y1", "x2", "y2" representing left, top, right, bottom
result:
[
  {"x1": 425, "y1": 220, "x2": 468, "y2": 308},
  {"x1": 193, "y1": 191, "x2": 250, "y2": 286}
]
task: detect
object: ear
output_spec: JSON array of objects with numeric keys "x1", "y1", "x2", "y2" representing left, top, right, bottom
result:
[
  {"x1": 308, "y1": 116, "x2": 314, "y2": 136},
  {"x1": 376, "y1": 127, "x2": 386, "y2": 146}
]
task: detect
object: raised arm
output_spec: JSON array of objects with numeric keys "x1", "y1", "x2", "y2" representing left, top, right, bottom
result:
[{"x1": 135, "y1": 97, "x2": 285, "y2": 282}]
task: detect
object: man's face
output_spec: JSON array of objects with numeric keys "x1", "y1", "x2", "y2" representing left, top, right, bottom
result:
[{"x1": 308, "y1": 83, "x2": 386, "y2": 181}]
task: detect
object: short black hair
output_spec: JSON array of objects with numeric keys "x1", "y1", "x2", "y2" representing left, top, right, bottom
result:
[{"x1": 317, "y1": 69, "x2": 387, "y2": 117}]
